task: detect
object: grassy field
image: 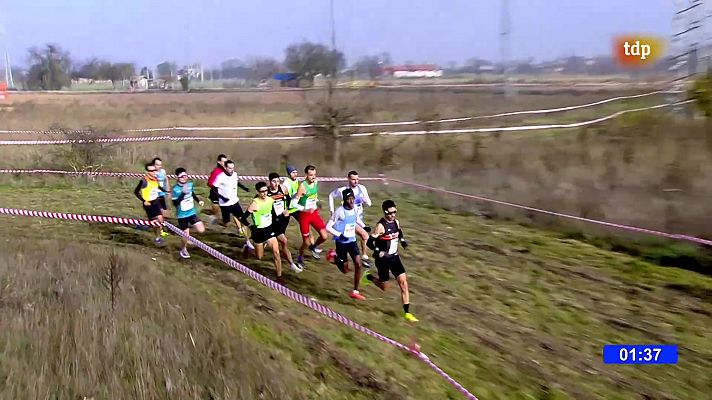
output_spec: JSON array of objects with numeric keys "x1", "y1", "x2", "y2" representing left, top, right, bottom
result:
[
  {"x1": 0, "y1": 177, "x2": 710, "y2": 399},
  {"x1": 0, "y1": 88, "x2": 659, "y2": 130}
]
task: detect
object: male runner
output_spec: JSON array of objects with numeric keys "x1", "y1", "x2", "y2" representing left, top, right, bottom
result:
[
  {"x1": 207, "y1": 154, "x2": 228, "y2": 224},
  {"x1": 328, "y1": 170, "x2": 373, "y2": 266},
  {"x1": 152, "y1": 157, "x2": 171, "y2": 237},
  {"x1": 240, "y1": 182, "x2": 286, "y2": 284},
  {"x1": 213, "y1": 160, "x2": 252, "y2": 243},
  {"x1": 291, "y1": 165, "x2": 328, "y2": 265},
  {"x1": 284, "y1": 165, "x2": 318, "y2": 249},
  {"x1": 133, "y1": 162, "x2": 167, "y2": 245},
  {"x1": 267, "y1": 172, "x2": 302, "y2": 273},
  {"x1": 326, "y1": 188, "x2": 369, "y2": 300},
  {"x1": 364, "y1": 199, "x2": 418, "y2": 322},
  {"x1": 171, "y1": 167, "x2": 206, "y2": 259}
]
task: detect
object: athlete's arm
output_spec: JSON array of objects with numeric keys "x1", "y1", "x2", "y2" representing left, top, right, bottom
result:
[
  {"x1": 240, "y1": 201, "x2": 258, "y2": 225},
  {"x1": 359, "y1": 185, "x2": 372, "y2": 207},
  {"x1": 356, "y1": 213, "x2": 366, "y2": 228},
  {"x1": 396, "y1": 219, "x2": 408, "y2": 248},
  {"x1": 213, "y1": 174, "x2": 230, "y2": 201},
  {"x1": 134, "y1": 179, "x2": 147, "y2": 202},
  {"x1": 326, "y1": 208, "x2": 344, "y2": 237},
  {"x1": 366, "y1": 223, "x2": 385, "y2": 251},
  {"x1": 280, "y1": 184, "x2": 292, "y2": 215},
  {"x1": 164, "y1": 175, "x2": 171, "y2": 193},
  {"x1": 328, "y1": 187, "x2": 342, "y2": 214},
  {"x1": 238, "y1": 182, "x2": 250, "y2": 192},
  {"x1": 291, "y1": 183, "x2": 307, "y2": 211},
  {"x1": 172, "y1": 187, "x2": 185, "y2": 206}
]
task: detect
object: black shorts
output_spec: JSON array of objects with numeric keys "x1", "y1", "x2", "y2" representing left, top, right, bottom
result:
[
  {"x1": 336, "y1": 241, "x2": 360, "y2": 264},
  {"x1": 220, "y1": 203, "x2": 243, "y2": 223},
  {"x1": 158, "y1": 196, "x2": 167, "y2": 210},
  {"x1": 274, "y1": 215, "x2": 289, "y2": 236},
  {"x1": 375, "y1": 255, "x2": 406, "y2": 282},
  {"x1": 178, "y1": 214, "x2": 201, "y2": 230},
  {"x1": 143, "y1": 200, "x2": 163, "y2": 221},
  {"x1": 209, "y1": 187, "x2": 219, "y2": 204},
  {"x1": 251, "y1": 226, "x2": 276, "y2": 244},
  {"x1": 290, "y1": 210, "x2": 301, "y2": 221}
]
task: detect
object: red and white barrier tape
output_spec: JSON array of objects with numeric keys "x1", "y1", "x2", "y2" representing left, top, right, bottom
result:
[
  {"x1": 0, "y1": 207, "x2": 161, "y2": 227},
  {"x1": 389, "y1": 178, "x2": 712, "y2": 247},
  {"x1": 0, "y1": 169, "x2": 383, "y2": 183},
  {"x1": 0, "y1": 205, "x2": 478, "y2": 400},
  {"x1": 0, "y1": 90, "x2": 678, "y2": 135},
  {"x1": 0, "y1": 100, "x2": 690, "y2": 144},
  {"x1": 0, "y1": 168, "x2": 707, "y2": 246}
]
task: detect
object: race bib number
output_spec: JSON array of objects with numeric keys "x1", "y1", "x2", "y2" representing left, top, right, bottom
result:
[
  {"x1": 388, "y1": 239, "x2": 399, "y2": 255},
  {"x1": 180, "y1": 196, "x2": 194, "y2": 212},
  {"x1": 273, "y1": 199, "x2": 285, "y2": 215},
  {"x1": 354, "y1": 203, "x2": 363, "y2": 215},
  {"x1": 261, "y1": 213, "x2": 273, "y2": 227},
  {"x1": 344, "y1": 223, "x2": 356, "y2": 238},
  {"x1": 306, "y1": 198, "x2": 317, "y2": 210}
]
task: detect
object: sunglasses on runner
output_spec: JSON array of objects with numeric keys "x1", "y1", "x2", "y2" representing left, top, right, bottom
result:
[
  {"x1": 259, "y1": 189, "x2": 268, "y2": 193},
  {"x1": 385, "y1": 210, "x2": 397, "y2": 215},
  {"x1": 178, "y1": 174, "x2": 188, "y2": 179}
]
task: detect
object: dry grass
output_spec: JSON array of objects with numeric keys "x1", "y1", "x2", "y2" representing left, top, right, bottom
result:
[
  {"x1": 1, "y1": 88, "x2": 653, "y2": 130},
  {"x1": 0, "y1": 241, "x2": 302, "y2": 399}
]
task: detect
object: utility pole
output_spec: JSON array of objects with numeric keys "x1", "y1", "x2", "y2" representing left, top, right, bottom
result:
[
  {"x1": 5, "y1": 52, "x2": 14, "y2": 88},
  {"x1": 327, "y1": 0, "x2": 337, "y2": 108},
  {"x1": 330, "y1": 0, "x2": 336, "y2": 51},
  {"x1": 500, "y1": 0, "x2": 513, "y2": 97}
]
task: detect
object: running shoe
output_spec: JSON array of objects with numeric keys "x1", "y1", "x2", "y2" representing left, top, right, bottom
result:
[
  {"x1": 290, "y1": 262, "x2": 303, "y2": 273},
  {"x1": 153, "y1": 237, "x2": 164, "y2": 245},
  {"x1": 360, "y1": 271, "x2": 372, "y2": 286},
  {"x1": 349, "y1": 290, "x2": 366, "y2": 301},
  {"x1": 404, "y1": 312, "x2": 419, "y2": 322},
  {"x1": 310, "y1": 246, "x2": 321, "y2": 260},
  {"x1": 309, "y1": 244, "x2": 323, "y2": 254},
  {"x1": 179, "y1": 248, "x2": 190, "y2": 259},
  {"x1": 362, "y1": 258, "x2": 372, "y2": 269},
  {"x1": 160, "y1": 230, "x2": 169, "y2": 237},
  {"x1": 245, "y1": 240, "x2": 255, "y2": 251},
  {"x1": 296, "y1": 255, "x2": 305, "y2": 269}
]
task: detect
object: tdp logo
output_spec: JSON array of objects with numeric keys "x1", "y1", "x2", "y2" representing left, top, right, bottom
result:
[{"x1": 614, "y1": 35, "x2": 664, "y2": 67}]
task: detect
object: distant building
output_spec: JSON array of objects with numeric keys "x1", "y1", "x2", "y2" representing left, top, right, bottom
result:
[
  {"x1": 130, "y1": 75, "x2": 149, "y2": 90},
  {"x1": 384, "y1": 64, "x2": 443, "y2": 78}
]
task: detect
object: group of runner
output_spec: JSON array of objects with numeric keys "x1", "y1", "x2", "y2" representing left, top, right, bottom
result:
[{"x1": 133, "y1": 154, "x2": 418, "y2": 322}]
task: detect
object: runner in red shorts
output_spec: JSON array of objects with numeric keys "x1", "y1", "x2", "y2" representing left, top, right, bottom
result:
[{"x1": 290, "y1": 165, "x2": 328, "y2": 266}]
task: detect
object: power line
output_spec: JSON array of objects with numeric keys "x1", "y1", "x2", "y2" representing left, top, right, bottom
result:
[{"x1": 669, "y1": 0, "x2": 709, "y2": 114}]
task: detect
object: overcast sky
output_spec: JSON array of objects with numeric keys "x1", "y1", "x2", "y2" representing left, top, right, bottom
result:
[{"x1": 1, "y1": 0, "x2": 673, "y2": 69}]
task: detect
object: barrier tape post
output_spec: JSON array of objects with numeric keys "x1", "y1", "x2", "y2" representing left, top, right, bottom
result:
[{"x1": 0, "y1": 205, "x2": 478, "y2": 400}]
